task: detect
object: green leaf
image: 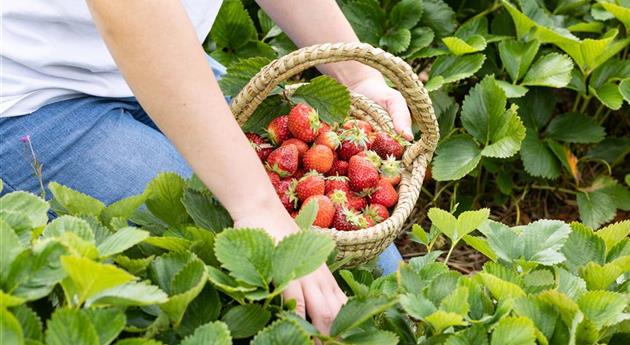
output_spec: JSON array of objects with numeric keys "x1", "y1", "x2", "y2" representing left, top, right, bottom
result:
[
  {"x1": 430, "y1": 54, "x2": 486, "y2": 85},
  {"x1": 432, "y1": 135, "x2": 482, "y2": 181},
  {"x1": 585, "y1": 137, "x2": 630, "y2": 165},
  {"x1": 440, "y1": 286, "x2": 470, "y2": 315},
  {"x1": 600, "y1": 1, "x2": 630, "y2": 30},
  {"x1": 520, "y1": 129, "x2": 561, "y2": 179},
  {"x1": 442, "y1": 35, "x2": 487, "y2": 56},
  {"x1": 341, "y1": 0, "x2": 386, "y2": 45},
  {"x1": 221, "y1": 304, "x2": 271, "y2": 339},
  {"x1": 344, "y1": 330, "x2": 399, "y2": 345},
  {"x1": 211, "y1": 40, "x2": 276, "y2": 68},
  {"x1": 620, "y1": 78, "x2": 630, "y2": 103},
  {"x1": 1, "y1": 225, "x2": 24, "y2": 281},
  {"x1": 218, "y1": 57, "x2": 273, "y2": 97},
  {"x1": 420, "y1": 0, "x2": 457, "y2": 37},
  {"x1": 513, "y1": 87, "x2": 556, "y2": 131},
  {"x1": 425, "y1": 311, "x2": 467, "y2": 334},
  {"x1": 210, "y1": 0, "x2": 256, "y2": 49},
  {"x1": 478, "y1": 272, "x2": 525, "y2": 302},
  {"x1": 590, "y1": 82, "x2": 624, "y2": 110},
  {"x1": 159, "y1": 257, "x2": 208, "y2": 326},
  {"x1": 589, "y1": 58, "x2": 630, "y2": 89},
  {"x1": 379, "y1": 28, "x2": 411, "y2": 54},
  {"x1": 48, "y1": 182, "x2": 104, "y2": 217},
  {"x1": 145, "y1": 173, "x2": 189, "y2": 226},
  {"x1": 428, "y1": 208, "x2": 489, "y2": 243},
  {"x1": 495, "y1": 80, "x2": 529, "y2": 98},
  {"x1": 85, "y1": 280, "x2": 168, "y2": 307},
  {"x1": 481, "y1": 105, "x2": 526, "y2": 158},
  {"x1": 463, "y1": 235, "x2": 497, "y2": 261},
  {"x1": 522, "y1": 53, "x2": 574, "y2": 88},
  {"x1": 294, "y1": 199, "x2": 317, "y2": 231},
  {"x1": 241, "y1": 95, "x2": 292, "y2": 135},
  {"x1": 100, "y1": 194, "x2": 146, "y2": 227},
  {"x1": 83, "y1": 308, "x2": 125, "y2": 345},
  {"x1": 144, "y1": 236, "x2": 191, "y2": 253},
  {"x1": 578, "y1": 291, "x2": 627, "y2": 328},
  {"x1": 178, "y1": 285, "x2": 222, "y2": 336},
  {"x1": 272, "y1": 230, "x2": 334, "y2": 289},
  {"x1": 181, "y1": 189, "x2": 232, "y2": 232},
  {"x1": 461, "y1": 76, "x2": 506, "y2": 144},
  {"x1": 96, "y1": 227, "x2": 149, "y2": 258},
  {"x1": 0, "y1": 291, "x2": 24, "y2": 308},
  {"x1": 544, "y1": 112, "x2": 606, "y2": 144},
  {"x1": 115, "y1": 339, "x2": 164, "y2": 345},
  {"x1": 400, "y1": 293, "x2": 437, "y2": 320},
  {"x1": 405, "y1": 27, "x2": 435, "y2": 56},
  {"x1": 331, "y1": 295, "x2": 397, "y2": 336},
  {"x1": 562, "y1": 223, "x2": 606, "y2": 273},
  {"x1": 42, "y1": 215, "x2": 94, "y2": 242},
  {"x1": 251, "y1": 319, "x2": 311, "y2": 345},
  {"x1": 596, "y1": 220, "x2": 630, "y2": 254},
  {"x1": 568, "y1": 21, "x2": 605, "y2": 33},
  {"x1": 390, "y1": 0, "x2": 423, "y2": 29},
  {"x1": 491, "y1": 316, "x2": 537, "y2": 345},
  {"x1": 513, "y1": 296, "x2": 558, "y2": 341},
  {"x1": 214, "y1": 228, "x2": 273, "y2": 288},
  {"x1": 498, "y1": 39, "x2": 540, "y2": 82},
  {"x1": 0, "y1": 191, "x2": 49, "y2": 229},
  {"x1": 60, "y1": 255, "x2": 135, "y2": 305},
  {"x1": 12, "y1": 306, "x2": 42, "y2": 342},
  {"x1": 579, "y1": 261, "x2": 623, "y2": 290},
  {"x1": 1, "y1": 308, "x2": 23, "y2": 345},
  {"x1": 557, "y1": 268, "x2": 587, "y2": 300},
  {"x1": 291, "y1": 76, "x2": 351, "y2": 125},
  {"x1": 45, "y1": 309, "x2": 99, "y2": 345},
  {"x1": 180, "y1": 321, "x2": 232, "y2": 345},
  {"x1": 578, "y1": 176, "x2": 630, "y2": 228}
]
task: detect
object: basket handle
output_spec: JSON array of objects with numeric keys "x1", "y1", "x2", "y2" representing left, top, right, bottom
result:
[{"x1": 231, "y1": 42, "x2": 440, "y2": 167}]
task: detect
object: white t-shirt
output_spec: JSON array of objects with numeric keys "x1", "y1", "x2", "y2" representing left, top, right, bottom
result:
[{"x1": 1, "y1": 1, "x2": 222, "y2": 117}]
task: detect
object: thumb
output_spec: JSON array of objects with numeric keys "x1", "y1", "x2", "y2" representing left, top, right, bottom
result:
[{"x1": 384, "y1": 95, "x2": 413, "y2": 140}]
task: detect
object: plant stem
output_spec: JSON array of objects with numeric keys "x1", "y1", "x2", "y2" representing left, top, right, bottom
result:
[
  {"x1": 464, "y1": 1, "x2": 502, "y2": 25},
  {"x1": 530, "y1": 184, "x2": 576, "y2": 195},
  {"x1": 594, "y1": 103, "x2": 605, "y2": 122},
  {"x1": 571, "y1": 93, "x2": 582, "y2": 112},
  {"x1": 444, "y1": 243, "x2": 457, "y2": 264},
  {"x1": 579, "y1": 95, "x2": 592, "y2": 113}
]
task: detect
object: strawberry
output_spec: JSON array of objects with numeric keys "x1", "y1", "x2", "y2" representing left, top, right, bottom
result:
[
  {"x1": 342, "y1": 119, "x2": 373, "y2": 136},
  {"x1": 282, "y1": 138, "x2": 309, "y2": 161},
  {"x1": 364, "y1": 204, "x2": 389, "y2": 223},
  {"x1": 380, "y1": 156, "x2": 402, "y2": 186},
  {"x1": 290, "y1": 210, "x2": 299, "y2": 219},
  {"x1": 372, "y1": 132, "x2": 406, "y2": 159},
  {"x1": 315, "y1": 130, "x2": 341, "y2": 150},
  {"x1": 276, "y1": 179, "x2": 296, "y2": 211},
  {"x1": 327, "y1": 189, "x2": 348, "y2": 208},
  {"x1": 347, "y1": 193, "x2": 367, "y2": 211},
  {"x1": 332, "y1": 207, "x2": 367, "y2": 231},
  {"x1": 325, "y1": 176, "x2": 350, "y2": 194},
  {"x1": 295, "y1": 172, "x2": 325, "y2": 203},
  {"x1": 303, "y1": 144, "x2": 334, "y2": 174},
  {"x1": 245, "y1": 132, "x2": 274, "y2": 161},
  {"x1": 327, "y1": 159, "x2": 349, "y2": 177},
  {"x1": 326, "y1": 189, "x2": 366, "y2": 211},
  {"x1": 348, "y1": 155, "x2": 379, "y2": 193},
  {"x1": 288, "y1": 103, "x2": 321, "y2": 143},
  {"x1": 356, "y1": 150, "x2": 382, "y2": 168},
  {"x1": 337, "y1": 126, "x2": 369, "y2": 161},
  {"x1": 317, "y1": 122, "x2": 331, "y2": 136},
  {"x1": 267, "y1": 171, "x2": 281, "y2": 190},
  {"x1": 293, "y1": 168, "x2": 306, "y2": 180},
  {"x1": 364, "y1": 217, "x2": 376, "y2": 228},
  {"x1": 267, "y1": 115, "x2": 291, "y2": 145},
  {"x1": 266, "y1": 144, "x2": 299, "y2": 177},
  {"x1": 369, "y1": 179, "x2": 398, "y2": 208},
  {"x1": 302, "y1": 195, "x2": 335, "y2": 228}
]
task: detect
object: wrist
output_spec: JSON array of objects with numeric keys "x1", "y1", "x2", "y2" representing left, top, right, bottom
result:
[{"x1": 322, "y1": 61, "x2": 383, "y2": 87}]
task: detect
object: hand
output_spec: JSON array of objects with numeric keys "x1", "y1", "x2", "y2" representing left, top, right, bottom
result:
[
  {"x1": 233, "y1": 211, "x2": 347, "y2": 335},
  {"x1": 346, "y1": 76, "x2": 414, "y2": 140}
]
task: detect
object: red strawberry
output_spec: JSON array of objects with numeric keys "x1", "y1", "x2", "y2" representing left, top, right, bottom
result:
[
  {"x1": 245, "y1": 132, "x2": 274, "y2": 161},
  {"x1": 364, "y1": 217, "x2": 376, "y2": 228},
  {"x1": 303, "y1": 144, "x2": 334, "y2": 174},
  {"x1": 325, "y1": 176, "x2": 350, "y2": 194},
  {"x1": 315, "y1": 130, "x2": 341, "y2": 150},
  {"x1": 282, "y1": 138, "x2": 309, "y2": 161},
  {"x1": 369, "y1": 179, "x2": 398, "y2": 208},
  {"x1": 338, "y1": 127, "x2": 369, "y2": 161},
  {"x1": 342, "y1": 119, "x2": 373, "y2": 136},
  {"x1": 276, "y1": 179, "x2": 296, "y2": 211},
  {"x1": 267, "y1": 171, "x2": 281, "y2": 190},
  {"x1": 290, "y1": 210, "x2": 299, "y2": 219},
  {"x1": 380, "y1": 156, "x2": 402, "y2": 186},
  {"x1": 355, "y1": 150, "x2": 382, "y2": 168},
  {"x1": 317, "y1": 122, "x2": 331, "y2": 136},
  {"x1": 288, "y1": 103, "x2": 321, "y2": 143},
  {"x1": 266, "y1": 144, "x2": 299, "y2": 177},
  {"x1": 347, "y1": 193, "x2": 367, "y2": 211},
  {"x1": 293, "y1": 168, "x2": 306, "y2": 180},
  {"x1": 364, "y1": 204, "x2": 389, "y2": 223},
  {"x1": 302, "y1": 195, "x2": 335, "y2": 228},
  {"x1": 267, "y1": 115, "x2": 291, "y2": 145},
  {"x1": 326, "y1": 189, "x2": 366, "y2": 211},
  {"x1": 295, "y1": 172, "x2": 325, "y2": 203},
  {"x1": 372, "y1": 132, "x2": 406, "y2": 160},
  {"x1": 327, "y1": 159, "x2": 349, "y2": 177},
  {"x1": 332, "y1": 207, "x2": 367, "y2": 231},
  {"x1": 348, "y1": 155, "x2": 379, "y2": 193}
]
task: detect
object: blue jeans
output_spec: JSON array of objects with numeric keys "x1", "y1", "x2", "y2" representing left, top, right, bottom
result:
[{"x1": 0, "y1": 57, "x2": 402, "y2": 274}]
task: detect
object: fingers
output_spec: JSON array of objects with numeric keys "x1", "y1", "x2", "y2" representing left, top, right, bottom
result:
[
  {"x1": 384, "y1": 92, "x2": 413, "y2": 140},
  {"x1": 303, "y1": 280, "x2": 336, "y2": 335},
  {"x1": 283, "y1": 280, "x2": 306, "y2": 318}
]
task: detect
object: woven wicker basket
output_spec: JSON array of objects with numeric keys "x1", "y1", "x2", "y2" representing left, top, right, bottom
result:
[{"x1": 231, "y1": 43, "x2": 439, "y2": 266}]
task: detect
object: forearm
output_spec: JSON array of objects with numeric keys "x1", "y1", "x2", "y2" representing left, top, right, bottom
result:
[
  {"x1": 256, "y1": 0, "x2": 382, "y2": 85},
  {"x1": 86, "y1": 0, "x2": 290, "y2": 230}
]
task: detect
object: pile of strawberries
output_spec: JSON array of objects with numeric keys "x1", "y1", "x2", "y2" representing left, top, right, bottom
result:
[{"x1": 245, "y1": 103, "x2": 408, "y2": 231}]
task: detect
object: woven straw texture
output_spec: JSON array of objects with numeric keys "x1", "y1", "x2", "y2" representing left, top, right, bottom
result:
[{"x1": 231, "y1": 43, "x2": 439, "y2": 266}]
